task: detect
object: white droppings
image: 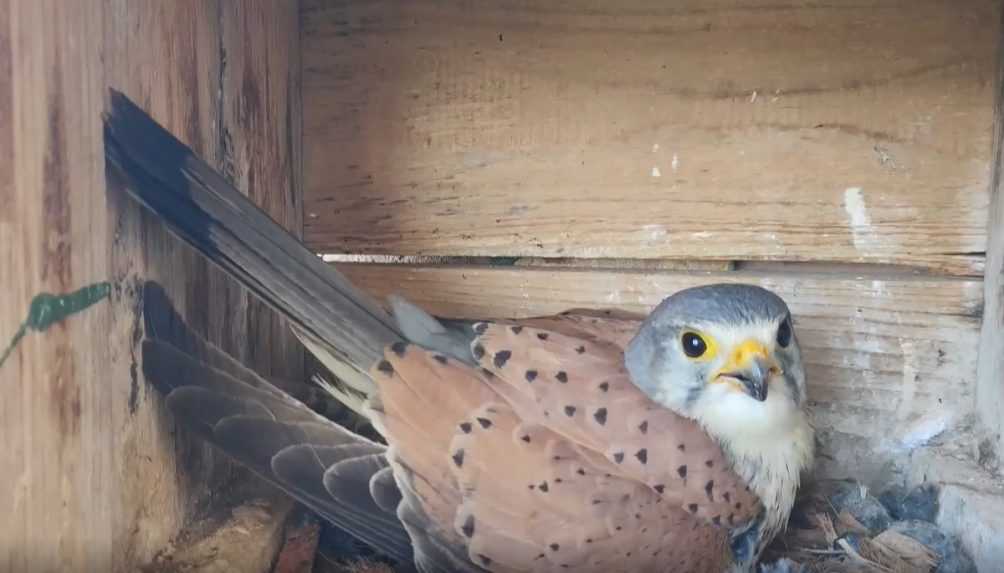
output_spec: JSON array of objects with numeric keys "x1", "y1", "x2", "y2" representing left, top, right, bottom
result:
[
  {"x1": 749, "y1": 90, "x2": 758, "y2": 103},
  {"x1": 642, "y1": 224, "x2": 668, "y2": 244},
  {"x1": 652, "y1": 143, "x2": 660, "y2": 153},
  {"x1": 871, "y1": 279, "x2": 888, "y2": 298},
  {"x1": 308, "y1": 212, "x2": 318, "y2": 219},
  {"x1": 690, "y1": 231, "x2": 713, "y2": 239},
  {"x1": 843, "y1": 187, "x2": 875, "y2": 251},
  {"x1": 671, "y1": 154, "x2": 679, "y2": 171},
  {"x1": 897, "y1": 340, "x2": 918, "y2": 421},
  {"x1": 651, "y1": 166, "x2": 662, "y2": 178},
  {"x1": 605, "y1": 290, "x2": 623, "y2": 304},
  {"x1": 898, "y1": 415, "x2": 949, "y2": 451}
]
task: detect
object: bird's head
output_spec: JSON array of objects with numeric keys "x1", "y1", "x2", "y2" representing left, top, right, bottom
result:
[{"x1": 625, "y1": 283, "x2": 807, "y2": 444}]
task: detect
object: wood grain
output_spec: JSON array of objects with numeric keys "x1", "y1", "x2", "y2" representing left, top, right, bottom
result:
[
  {"x1": 977, "y1": 21, "x2": 1004, "y2": 471},
  {"x1": 302, "y1": 0, "x2": 997, "y2": 275},
  {"x1": 337, "y1": 263, "x2": 982, "y2": 480},
  {"x1": 219, "y1": 1, "x2": 304, "y2": 380},
  {"x1": 0, "y1": 1, "x2": 302, "y2": 571}
]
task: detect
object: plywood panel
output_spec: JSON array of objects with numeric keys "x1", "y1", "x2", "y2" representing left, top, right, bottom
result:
[
  {"x1": 302, "y1": 0, "x2": 996, "y2": 274},
  {"x1": 0, "y1": 1, "x2": 302, "y2": 571},
  {"x1": 337, "y1": 263, "x2": 982, "y2": 479}
]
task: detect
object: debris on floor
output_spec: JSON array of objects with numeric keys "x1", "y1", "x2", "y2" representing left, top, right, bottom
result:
[
  {"x1": 761, "y1": 480, "x2": 976, "y2": 573},
  {"x1": 143, "y1": 495, "x2": 294, "y2": 573}
]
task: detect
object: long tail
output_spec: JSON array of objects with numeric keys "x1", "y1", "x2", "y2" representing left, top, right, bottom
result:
[{"x1": 104, "y1": 89, "x2": 411, "y2": 404}]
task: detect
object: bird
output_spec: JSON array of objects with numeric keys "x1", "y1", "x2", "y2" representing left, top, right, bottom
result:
[{"x1": 104, "y1": 90, "x2": 814, "y2": 573}]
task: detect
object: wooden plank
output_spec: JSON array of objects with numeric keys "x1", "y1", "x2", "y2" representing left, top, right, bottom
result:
[
  {"x1": 219, "y1": 0, "x2": 304, "y2": 381},
  {"x1": 976, "y1": 20, "x2": 1004, "y2": 472},
  {"x1": 337, "y1": 263, "x2": 982, "y2": 480},
  {"x1": 102, "y1": 4, "x2": 234, "y2": 567},
  {"x1": 1, "y1": 4, "x2": 120, "y2": 571},
  {"x1": 302, "y1": 0, "x2": 997, "y2": 275},
  {"x1": 0, "y1": 1, "x2": 303, "y2": 571}
]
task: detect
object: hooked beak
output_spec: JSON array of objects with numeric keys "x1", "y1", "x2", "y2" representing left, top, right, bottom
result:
[{"x1": 715, "y1": 340, "x2": 780, "y2": 402}]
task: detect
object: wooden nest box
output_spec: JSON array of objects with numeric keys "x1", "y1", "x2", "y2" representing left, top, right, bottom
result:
[{"x1": 2, "y1": 1, "x2": 1004, "y2": 571}]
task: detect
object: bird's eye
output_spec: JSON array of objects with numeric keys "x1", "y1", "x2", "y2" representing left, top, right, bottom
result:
[
  {"x1": 776, "y1": 318, "x2": 792, "y2": 348},
  {"x1": 681, "y1": 331, "x2": 708, "y2": 358}
]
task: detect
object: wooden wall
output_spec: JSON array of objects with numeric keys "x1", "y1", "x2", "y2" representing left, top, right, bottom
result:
[
  {"x1": 301, "y1": 0, "x2": 999, "y2": 483},
  {"x1": 0, "y1": 1, "x2": 301, "y2": 571}
]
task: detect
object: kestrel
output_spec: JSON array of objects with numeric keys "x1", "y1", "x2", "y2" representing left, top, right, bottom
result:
[{"x1": 105, "y1": 91, "x2": 813, "y2": 573}]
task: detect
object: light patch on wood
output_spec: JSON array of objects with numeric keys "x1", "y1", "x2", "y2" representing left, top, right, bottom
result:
[{"x1": 843, "y1": 187, "x2": 877, "y2": 252}]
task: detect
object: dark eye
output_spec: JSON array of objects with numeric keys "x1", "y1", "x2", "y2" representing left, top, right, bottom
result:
[
  {"x1": 681, "y1": 332, "x2": 708, "y2": 358},
  {"x1": 776, "y1": 318, "x2": 792, "y2": 348}
]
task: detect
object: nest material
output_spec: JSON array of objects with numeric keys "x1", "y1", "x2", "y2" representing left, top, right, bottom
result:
[{"x1": 763, "y1": 481, "x2": 945, "y2": 573}]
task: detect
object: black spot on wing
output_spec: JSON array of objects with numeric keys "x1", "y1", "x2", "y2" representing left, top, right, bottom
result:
[
  {"x1": 493, "y1": 350, "x2": 512, "y2": 367},
  {"x1": 593, "y1": 408, "x2": 607, "y2": 425},
  {"x1": 462, "y1": 515, "x2": 475, "y2": 538}
]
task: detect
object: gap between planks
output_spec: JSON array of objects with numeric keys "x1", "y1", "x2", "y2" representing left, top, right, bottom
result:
[{"x1": 319, "y1": 254, "x2": 984, "y2": 282}]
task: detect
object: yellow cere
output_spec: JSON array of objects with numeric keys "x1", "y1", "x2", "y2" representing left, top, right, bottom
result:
[
  {"x1": 726, "y1": 340, "x2": 771, "y2": 372},
  {"x1": 711, "y1": 339, "x2": 782, "y2": 389}
]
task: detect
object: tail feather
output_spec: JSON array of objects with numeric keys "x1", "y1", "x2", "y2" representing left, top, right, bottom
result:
[
  {"x1": 104, "y1": 89, "x2": 402, "y2": 396},
  {"x1": 141, "y1": 282, "x2": 414, "y2": 564}
]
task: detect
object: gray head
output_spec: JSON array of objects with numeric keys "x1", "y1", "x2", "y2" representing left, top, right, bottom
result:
[{"x1": 625, "y1": 283, "x2": 807, "y2": 440}]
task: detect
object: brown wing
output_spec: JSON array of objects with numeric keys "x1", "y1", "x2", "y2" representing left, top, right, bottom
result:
[
  {"x1": 472, "y1": 321, "x2": 762, "y2": 526},
  {"x1": 370, "y1": 317, "x2": 761, "y2": 572}
]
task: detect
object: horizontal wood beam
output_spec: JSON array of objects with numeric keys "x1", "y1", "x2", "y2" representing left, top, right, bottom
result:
[{"x1": 303, "y1": 0, "x2": 997, "y2": 274}]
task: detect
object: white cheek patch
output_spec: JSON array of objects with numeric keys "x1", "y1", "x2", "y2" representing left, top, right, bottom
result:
[{"x1": 693, "y1": 373, "x2": 802, "y2": 443}]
